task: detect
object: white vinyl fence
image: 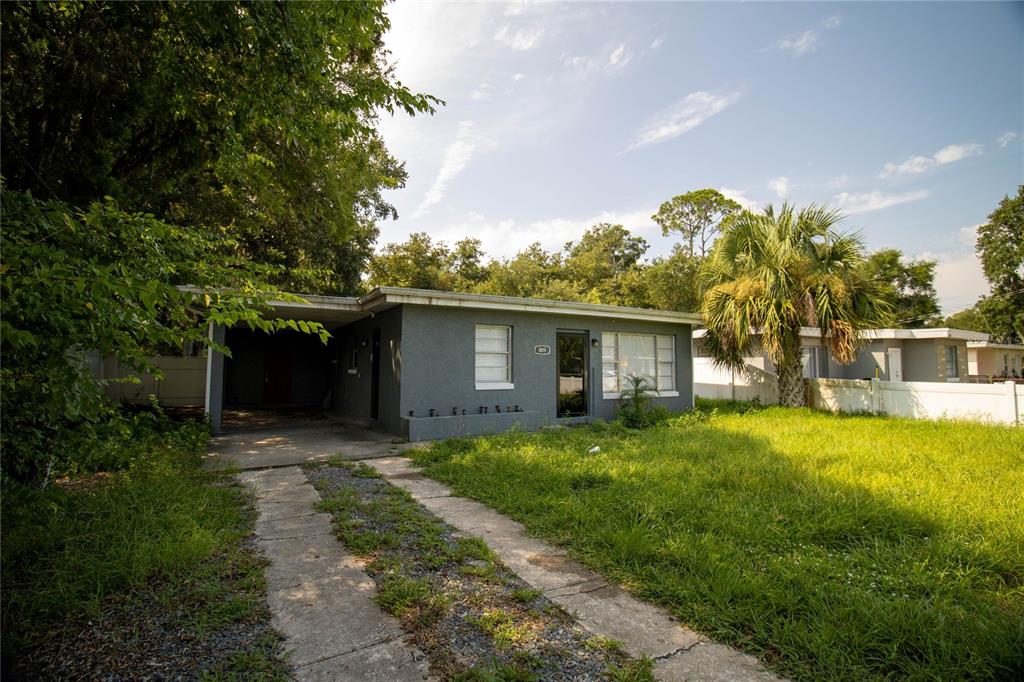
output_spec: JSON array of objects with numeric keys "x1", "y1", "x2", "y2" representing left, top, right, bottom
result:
[
  {"x1": 808, "y1": 378, "x2": 1023, "y2": 425},
  {"x1": 694, "y1": 359, "x2": 1022, "y2": 425},
  {"x1": 90, "y1": 355, "x2": 207, "y2": 407}
]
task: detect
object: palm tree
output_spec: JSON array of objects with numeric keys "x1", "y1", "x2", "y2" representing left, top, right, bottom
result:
[{"x1": 699, "y1": 204, "x2": 892, "y2": 407}]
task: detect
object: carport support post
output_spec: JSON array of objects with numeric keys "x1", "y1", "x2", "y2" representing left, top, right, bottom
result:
[{"x1": 205, "y1": 322, "x2": 226, "y2": 434}]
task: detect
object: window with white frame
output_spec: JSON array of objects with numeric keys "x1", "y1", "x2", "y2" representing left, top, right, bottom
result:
[
  {"x1": 475, "y1": 325, "x2": 513, "y2": 389},
  {"x1": 601, "y1": 332, "x2": 676, "y2": 395}
]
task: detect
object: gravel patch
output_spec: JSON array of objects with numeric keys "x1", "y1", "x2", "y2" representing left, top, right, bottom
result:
[{"x1": 306, "y1": 461, "x2": 652, "y2": 681}]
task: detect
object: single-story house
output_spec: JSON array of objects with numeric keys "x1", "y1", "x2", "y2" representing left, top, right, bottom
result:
[
  {"x1": 693, "y1": 327, "x2": 989, "y2": 383},
  {"x1": 967, "y1": 340, "x2": 1024, "y2": 379},
  {"x1": 204, "y1": 287, "x2": 701, "y2": 438}
]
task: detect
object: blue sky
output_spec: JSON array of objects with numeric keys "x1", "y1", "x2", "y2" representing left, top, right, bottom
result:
[{"x1": 377, "y1": 1, "x2": 1023, "y2": 314}]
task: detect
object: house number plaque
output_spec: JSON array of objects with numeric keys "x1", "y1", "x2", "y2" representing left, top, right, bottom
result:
[{"x1": 534, "y1": 344, "x2": 551, "y2": 355}]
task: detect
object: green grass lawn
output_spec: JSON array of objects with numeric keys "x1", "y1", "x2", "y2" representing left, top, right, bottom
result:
[{"x1": 412, "y1": 401, "x2": 1024, "y2": 681}]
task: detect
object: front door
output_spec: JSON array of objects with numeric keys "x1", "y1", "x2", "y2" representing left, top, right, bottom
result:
[
  {"x1": 887, "y1": 348, "x2": 903, "y2": 382},
  {"x1": 557, "y1": 332, "x2": 588, "y2": 417}
]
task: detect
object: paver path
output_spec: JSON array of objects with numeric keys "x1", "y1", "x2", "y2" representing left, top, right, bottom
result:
[
  {"x1": 366, "y1": 457, "x2": 782, "y2": 682},
  {"x1": 238, "y1": 466, "x2": 430, "y2": 681}
]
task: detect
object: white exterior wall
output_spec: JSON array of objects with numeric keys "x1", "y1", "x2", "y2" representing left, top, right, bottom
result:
[{"x1": 693, "y1": 358, "x2": 779, "y2": 404}]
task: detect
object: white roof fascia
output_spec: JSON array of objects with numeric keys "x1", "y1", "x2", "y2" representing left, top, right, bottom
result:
[{"x1": 360, "y1": 287, "x2": 703, "y2": 325}]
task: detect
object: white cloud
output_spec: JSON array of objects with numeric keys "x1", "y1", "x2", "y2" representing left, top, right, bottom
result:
[
  {"x1": 779, "y1": 30, "x2": 820, "y2": 56},
  {"x1": 776, "y1": 15, "x2": 842, "y2": 56},
  {"x1": 512, "y1": 73, "x2": 527, "y2": 82},
  {"x1": 383, "y1": 1, "x2": 492, "y2": 91},
  {"x1": 834, "y1": 190, "x2": 929, "y2": 214},
  {"x1": 718, "y1": 187, "x2": 760, "y2": 212},
  {"x1": 768, "y1": 176, "x2": 791, "y2": 199},
  {"x1": 880, "y1": 143, "x2": 982, "y2": 179},
  {"x1": 608, "y1": 43, "x2": 632, "y2": 70},
  {"x1": 626, "y1": 90, "x2": 742, "y2": 150},
  {"x1": 933, "y1": 143, "x2": 982, "y2": 164},
  {"x1": 918, "y1": 248, "x2": 988, "y2": 314},
  {"x1": 494, "y1": 24, "x2": 545, "y2": 51},
  {"x1": 997, "y1": 131, "x2": 1018, "y2": 148},
  {"x1": 650, "y1": 37, "x2": 664, "y2": 50},
  {"x1": 470, "y1": 81, "x2": 494, "y2": 101},
  {"x1": 412, "y1": 122, "x2": 482, "y2": 218},
  {"x1": 560, "y1": 52, "x2": 595, "y2": 71}
]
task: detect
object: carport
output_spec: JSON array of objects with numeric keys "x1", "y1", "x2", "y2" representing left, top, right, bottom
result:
[{"x1": 205, "y1": 294, "x2": 369, "y2": 433}]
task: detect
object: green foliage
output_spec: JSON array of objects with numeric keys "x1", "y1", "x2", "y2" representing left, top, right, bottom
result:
[
  {"x1": 0, "y1": 416, "x2": 270, "y2": 664},
  {"x1": 943, "y1": 304, "x2": 991, "y2": 334},
  {"x1": 374, "y1": 574, "x2": 434, "y2": 617},
  {"x1": 865, "y1": 248, "x2": 941, "y2": 327},
  {"x1": 412, "y1": 408, "x2": 1024, "y2": 682},
  {"x1": 699, "y1": 203, "x2": 892, "y2": 406},
  {"x1": 617, "y1": 374, "x2": 669, "y2": 429},
  {"x1": 1, "y1": 0, "x2": 438, "y2": 294},
  {"x1": 975, "y1": 185, "x2": 1024, "y2": 343},
  {"x1": 0, "y1": 190, "x2": 328, "y2": 483},
  {"x1": 651, "y1": 189, "x2": 742, "y2": 258},
  {"x1": 637, "y1": 244, "x2": 703, "y2": 312},
  {"x1": 561, "y1": 223, "x2": 649, "y2": 305}
]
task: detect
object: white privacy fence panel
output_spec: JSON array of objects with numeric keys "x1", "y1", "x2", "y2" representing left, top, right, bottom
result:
[
  {"x1": 94, "y1": 355, "x2": 207, "y2": 407},
  {"x1": 809, "y1": 378, "x2": 1021, "y2": 425},
  {"x1": 693, "y1": 358, "x2": 779, "y2": 404},
  {"x1": 694, "y1": 358, "x2": 1021, "y2": 425}
]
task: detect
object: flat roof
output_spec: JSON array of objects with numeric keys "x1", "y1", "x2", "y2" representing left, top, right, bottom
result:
[
  {"x1": 693, "y1": 327, "x2": 990, "y2": 341},
  {"x1": 187, "y1": 285, "x2": 702, "y2": 326},
  {"x1": 357, "y1": 287, "x2": 702, "y2": 325},
  {"x1": 967, "y1": 340, "x2": 1024, "y2": 350}
]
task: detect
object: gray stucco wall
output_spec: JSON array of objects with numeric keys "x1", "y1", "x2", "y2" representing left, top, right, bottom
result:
[
  {"x1": 397, "y1": 305, "x2": 694, "y2": 440},
  {"x1": 903, "y1": 339, "x2": 939, "y2": 381},
  {"x1": 331, "y1": 307, "x2": 404, "y2": 434}
]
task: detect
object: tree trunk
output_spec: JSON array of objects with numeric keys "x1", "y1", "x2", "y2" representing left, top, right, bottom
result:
[{"x1": 776, "y1": 354, "x2": 805, "y2": 408}]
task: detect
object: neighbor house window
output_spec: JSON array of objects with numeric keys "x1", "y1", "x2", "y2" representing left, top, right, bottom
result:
[
  {"x1": 475, "y1": 325, "x2": 513, "y2": 390},
  {"x1": 944, "y1": 345, "x2": 959, "y2": 378},
  {"x1": 602, "y1": 332, "x2": 676, "y2": 396}
]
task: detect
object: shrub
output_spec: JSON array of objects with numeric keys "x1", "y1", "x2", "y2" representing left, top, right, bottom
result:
[{"x1": 617, "y1": 374, "x2": 669, "y2": 429}]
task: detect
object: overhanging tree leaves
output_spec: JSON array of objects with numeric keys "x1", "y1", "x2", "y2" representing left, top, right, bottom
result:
[
  {"x1": 699, "y1": 204, "x2": 892, "y2": 407},
  {"x1": 0, "y1": 190, "x2": 328, "y2": 482},
  {"x1": 1, "y1": 0, "x2": 439, "y2": 293}
]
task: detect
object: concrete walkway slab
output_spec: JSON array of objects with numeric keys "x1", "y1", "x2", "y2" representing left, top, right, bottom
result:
[
  {"x1": 365, "y1": 457, "x2": 783, "y2": 682},
  {"x1": 240, "y1": 465, "x2": 430, "y2": 681},
  {"x1": 211, "y1": 422, "x2": 417, "y2": 470}
]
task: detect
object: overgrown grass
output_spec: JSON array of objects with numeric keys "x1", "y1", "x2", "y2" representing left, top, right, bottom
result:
[
  {"x1": 1, "y1": 415, "x2": 287, "y2": 678},
  {"x1": 412, "y1": 401, "x2": 1024, "y2": 681}
]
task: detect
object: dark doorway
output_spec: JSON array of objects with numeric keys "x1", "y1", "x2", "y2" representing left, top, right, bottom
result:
[
  {"x1": 263, "y1": 339, "x2": 293, "y2": 403},
  {"x1": 557, "y1": 331, "x2": 588, "y2": 417},
  {"x1": 370, "y1": 328, "x2": 381, "y2": 420}
]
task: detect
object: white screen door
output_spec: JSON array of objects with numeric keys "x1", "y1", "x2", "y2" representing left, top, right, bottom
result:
[{"x1": 887, "y1": 348, "x2": 903, "y2": 382}]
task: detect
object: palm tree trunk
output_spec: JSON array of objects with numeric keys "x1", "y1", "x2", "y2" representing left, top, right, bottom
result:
[{"x1": 776, "y1": 353, "x2": 805, "y2": 407}]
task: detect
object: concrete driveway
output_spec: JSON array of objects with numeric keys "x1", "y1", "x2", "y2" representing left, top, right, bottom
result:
[{"x1": 205, "y1": 414, "x2": 419, "y2": 470}]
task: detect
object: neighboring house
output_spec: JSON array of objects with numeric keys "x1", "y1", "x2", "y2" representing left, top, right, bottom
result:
[
  {"x1": 693, "y1": 327, "x2": 989, "y2": 383},
  {"x1": 205, "y1": 287, "x2": 701, "y2": 438},
  {"x1": 967, "y1": 340, "x2": 1024, "y2": 379}
]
